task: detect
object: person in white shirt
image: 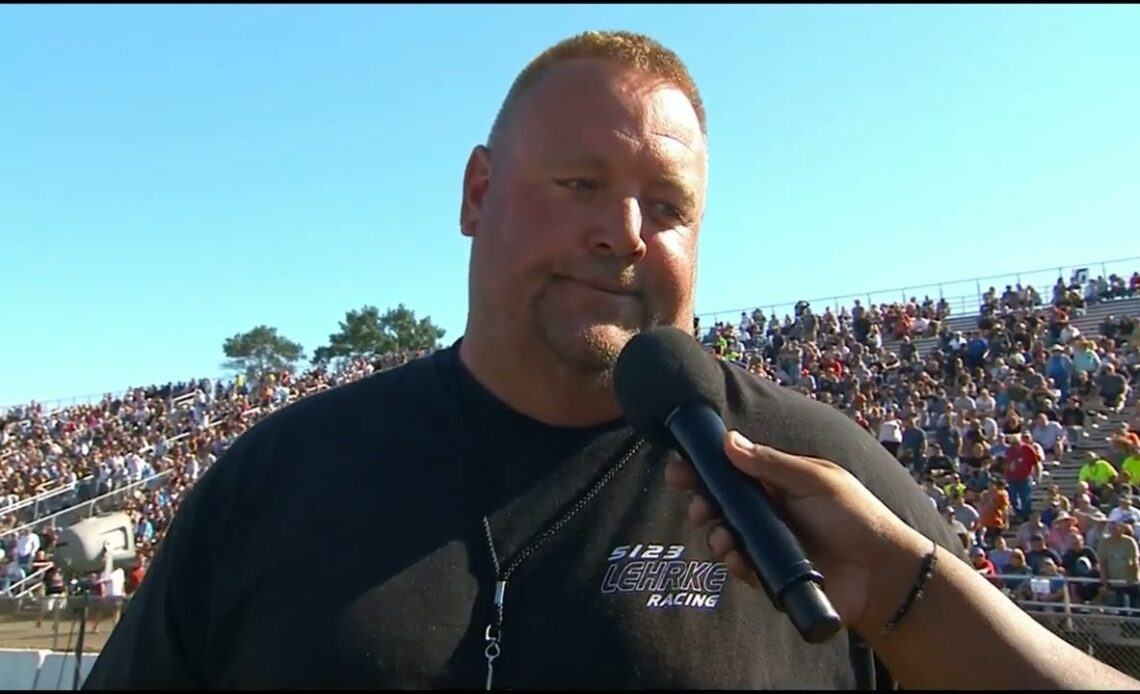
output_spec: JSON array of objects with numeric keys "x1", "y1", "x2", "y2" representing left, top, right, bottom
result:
[
  {"x1": 979, "y1": 415, "x2": 1000, "y2": 444},
  {"x1": 974, "y1": 389, "x2": 997, "y2": 418},
  {"x1": 1030, "y1": 413, "x2": 1067, "y2": 462},
  {"x1": 15, "y1": 530, "x2": 40, "y2": 570},
  {"x1": 91, "y1": 564, "x2": 127, "y2": 634},
  {"x1": 878, "y1": 411, "x2": 903, "y2": 459},
  {"x1": 1108, "y1": 497, "x2": 1140, "y2": 534},
  {"x1": 1060, "y1": 323, "x2": 1082, "y2": 345}
]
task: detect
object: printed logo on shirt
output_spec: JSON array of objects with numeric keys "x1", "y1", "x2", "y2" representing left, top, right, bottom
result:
[{"x1": 600, "y1": 543, "x2": 729, "y2": 610}]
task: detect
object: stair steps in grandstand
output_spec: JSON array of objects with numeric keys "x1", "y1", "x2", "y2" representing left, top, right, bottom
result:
[
  {"x1": 1033, "y1": 408, "x2": 1136, "y2": 498},
  {"x1": 883, "y1": 295, "x2": 1140, "y2": 358},
  {"x1": 996, "y1": 398, "x2": 1135, "y2": 547}
]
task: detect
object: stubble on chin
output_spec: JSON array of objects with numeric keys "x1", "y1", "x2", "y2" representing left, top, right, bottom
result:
[{"x1": 533, "y1": 293, "x2": 655, "y2": 387}]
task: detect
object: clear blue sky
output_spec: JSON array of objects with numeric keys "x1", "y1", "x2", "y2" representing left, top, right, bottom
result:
[{"x1": 3, "y1": 4, "x2": 1139, "y2": 407}]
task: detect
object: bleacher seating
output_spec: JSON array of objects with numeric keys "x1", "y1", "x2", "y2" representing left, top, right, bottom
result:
[{"x1": 0, "y1": 266, "x2": 1137, "y2": 656}]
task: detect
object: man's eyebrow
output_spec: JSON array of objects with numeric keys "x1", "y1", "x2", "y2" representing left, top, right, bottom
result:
[
  {"x1": 539, "y1": 153, "x2": 609, "y2": 170},
  {"x1": 539, "y1": 154, "x2": 702, "y2": 206}
]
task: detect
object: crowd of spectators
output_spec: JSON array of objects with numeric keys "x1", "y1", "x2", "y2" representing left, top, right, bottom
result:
[
  {"x1": 698, "y1": 270, "x2": 1140, "y2": 611},
  {"x1": 1, "y1": 268, "x2": 1138, "y2": 625},
  {"x1": 0, "y1": 353, "x2": 423, "y2": 617}
]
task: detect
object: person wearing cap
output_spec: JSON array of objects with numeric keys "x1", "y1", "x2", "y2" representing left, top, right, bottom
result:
[
  {"x1": 1045, "y1": 344, "x2": 1074, "y2": 402},
  {"x1": 944, "y1": 508, "x2": 973, "y2": 551},
  {"x1": 949, "y1": 494, "x2": 981, "y2": 547},
  {"x1": 1026, "y1": 534, "x2": 1063, "y2": 575},
  {"x1": 1086, "y1": 510, "x2": 1111, "y2": 552},
  {"x1": 1108, "y1": 494, "x2": 1140, "y2": 534},
  {"x1": 969, "y1": 546, "x2": 1000, "y2": 588},
  {"x1": 1040, "y1": 497, "x2": 1064, "y2": 528},
  {"x1": 1047, "y1": 512, "x2": 1079, "y2": 555},
  {"x1": 1060, "y1": 532, "x2": 1101, "y2": 604}
]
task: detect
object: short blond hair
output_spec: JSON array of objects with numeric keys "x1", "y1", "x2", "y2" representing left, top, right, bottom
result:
[{"x1": 488, "y1": 30, "x2": 706, "y2": 148}]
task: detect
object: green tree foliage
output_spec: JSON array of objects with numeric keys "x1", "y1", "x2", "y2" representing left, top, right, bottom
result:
[
  {"x1": 222, "y1": 325, "x2": 305, "y2": 376},
  {"x1": 312, "y1": 304, "x2": 446, "y2": 364}
]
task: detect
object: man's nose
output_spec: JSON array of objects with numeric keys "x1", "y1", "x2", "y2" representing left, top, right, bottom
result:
[{"x1": 589, "y1": 196, "x2": 646, "y2": 258}]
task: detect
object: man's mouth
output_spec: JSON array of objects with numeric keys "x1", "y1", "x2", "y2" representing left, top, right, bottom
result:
[{"x1": 558, "y1": 276, "x2": 636, "y2": 298}]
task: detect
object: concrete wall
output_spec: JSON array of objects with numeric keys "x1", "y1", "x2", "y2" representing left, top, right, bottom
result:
[{"x1": 0, "y1": 648, "x2": 95, "y2": 690}]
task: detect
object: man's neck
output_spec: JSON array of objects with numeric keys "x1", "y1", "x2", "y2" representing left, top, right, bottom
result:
[{"x1": 457, "y1": 329, "x2": 623, "y2": 429}]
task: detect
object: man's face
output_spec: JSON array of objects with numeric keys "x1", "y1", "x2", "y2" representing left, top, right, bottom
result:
[{"x1": 460, "y1": 59, "x2": 707, "y2": 376}]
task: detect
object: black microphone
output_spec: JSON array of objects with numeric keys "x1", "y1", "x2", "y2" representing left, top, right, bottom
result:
[{"x1": 613, "y1": 326, "x2": 842, "y2": 644}]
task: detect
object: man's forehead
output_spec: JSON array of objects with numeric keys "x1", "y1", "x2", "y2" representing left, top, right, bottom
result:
[{"x1": 505, "y1": 59, "x2": 706, "y2": 167}]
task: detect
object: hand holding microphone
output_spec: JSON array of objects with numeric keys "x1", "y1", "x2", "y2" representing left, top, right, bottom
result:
[
  {"x1": 665, "y1": 430, "x2": 933, "y2": 640},
  {"x1": 613, "y1": 327, "x2": 926, "y2": 643},
  {"x1": 614, "y1": 328, "x2": 1140, "y2": 690},
  {"x1": 614, "y1": 327, "x2": 845, "y2": 643}
]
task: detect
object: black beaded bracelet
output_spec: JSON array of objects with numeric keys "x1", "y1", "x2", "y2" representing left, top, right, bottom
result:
[{"x1": 880, "y1": 540, "x2": 939, "y2": 635}]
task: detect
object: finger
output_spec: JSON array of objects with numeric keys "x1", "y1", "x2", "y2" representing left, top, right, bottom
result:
[
  {"x1": 708, "y1": 525, "x2": 760, "y2": 588},
  {"x1": 688, "y1": 492, "x2": 720, "y2": 529},
  {"x1": 723, "y1": 549, "x2": 761, "y2": 589},
  {"x1": 664, "y1": 454, "x2": 700, "y2": 492},
  {"x1": 723, "y1": 431, "x2": 843, "y2": 498},
  {"x1": 706, "y1": 524, "x2": 736, "y2": 558}
]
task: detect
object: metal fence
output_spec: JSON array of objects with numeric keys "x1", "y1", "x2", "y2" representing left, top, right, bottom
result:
[
  {"x1": 694, "y1": 253, "x2": 1140, "y2": 327},
  {"x1": 993, "y1": 571, "x2": 1140, "y2": 679},
  {"x1": 0, "y1": 470, "x2": 173, "y2": 542},
  {"x1": 1032, "y1": 609, "x2": 1140, "y2": 680}
]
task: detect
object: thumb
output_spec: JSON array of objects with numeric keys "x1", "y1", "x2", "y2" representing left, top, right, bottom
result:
[{"x1": 724, "y1": 431, "x2": 836, "y2": 500}]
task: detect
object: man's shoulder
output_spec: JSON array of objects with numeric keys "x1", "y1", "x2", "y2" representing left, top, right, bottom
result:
[
  {"x1": 207, "y1": 353, "x2": 460, "y2": 490},
  {"x1": 245, "y1": 354, "x2": 450, "y2": 447},
  {"x1": 718, "y1": 360, "x2": 884, "y2": 465},
  {"x1": 715, "y1": 361, "x2": 962, "y2": 554}
]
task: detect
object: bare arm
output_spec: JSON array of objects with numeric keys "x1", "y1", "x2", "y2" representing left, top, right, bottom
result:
[
  {"x1": 668, "y1": 432, "x2": 1140, "y2": 692},
  {"x1": 863, "y1": 540, "x2": 1137, "y2": 690}
]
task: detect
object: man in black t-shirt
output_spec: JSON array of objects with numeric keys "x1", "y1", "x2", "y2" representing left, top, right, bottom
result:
[{"x1": 84, "y1": 31, "x2": 961, "y2": 690}]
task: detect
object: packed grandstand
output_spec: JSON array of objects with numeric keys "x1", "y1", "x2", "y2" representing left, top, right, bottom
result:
[{"x1": 1, "y1": 267, "x2": 1138, "y2": 643}]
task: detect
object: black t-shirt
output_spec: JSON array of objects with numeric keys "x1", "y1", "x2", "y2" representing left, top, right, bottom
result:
[
  {"x1": 1026, "y1": 548, "x2": 1064, "y2": 574},
  {"x1": 83, "y1": 344, "x2": 961, "y2": 690},
  {"x1": 1060, "y1": 407, "x2": 1086, "y2": 427},
  {"x1": 1061, "y1": 547, "x2": 1098, "y2": 575}
]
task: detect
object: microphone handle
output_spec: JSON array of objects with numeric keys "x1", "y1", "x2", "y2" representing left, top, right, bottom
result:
[{"x1": 665, "y1": 404, "x2": 843, "y2": 644}]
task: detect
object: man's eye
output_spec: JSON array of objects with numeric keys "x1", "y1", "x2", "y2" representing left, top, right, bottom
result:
[
  {"x1": 556, "y1": 178, "x2": 599, "y2": 192},
  {"x1": 652, "y1": 201, "x2": 686, "y2": 222}
]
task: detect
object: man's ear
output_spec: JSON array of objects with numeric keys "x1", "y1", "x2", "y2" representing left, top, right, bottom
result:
[{"x1": 459, "y1": 145, "x2": 492, "y2": 238}]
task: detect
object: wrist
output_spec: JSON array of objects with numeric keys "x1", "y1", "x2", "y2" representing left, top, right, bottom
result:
[{"x1": 853, "y1": 527, "x2": 937, "y2": 640}]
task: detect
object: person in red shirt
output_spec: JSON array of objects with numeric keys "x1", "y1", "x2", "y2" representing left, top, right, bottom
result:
[
  {"x1": 126, "y1": 556, "x2": 147, "y2": 596},
  {"x1": 1005, "y1": 432, "x2": 1042, "y2": 521},
  {"x1": 969, "y1": 546, "x2": 1001, "y2": 588}
]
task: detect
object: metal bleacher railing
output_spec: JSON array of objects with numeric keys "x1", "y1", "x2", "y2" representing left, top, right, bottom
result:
[
  {"x1": 0, "y1": 390, "x2": 203, "y2": 533},
  {"x1": 1, "y1": 383, "x2": 202, "y2": 423},
  {"x1": 992, "y1": 572, "x2": 1140, "y2": 679},
  {"x1": 694, "y1": 253, "x2": 1140, "y2": 326}
]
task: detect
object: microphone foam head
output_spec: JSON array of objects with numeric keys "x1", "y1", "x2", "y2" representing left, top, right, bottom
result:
[{"x1": 613, "y1": 326, "x2": 727, "y2": 443}]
